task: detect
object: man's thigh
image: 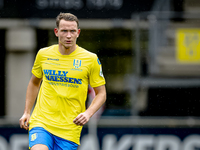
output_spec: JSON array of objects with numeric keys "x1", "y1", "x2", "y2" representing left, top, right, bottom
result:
[{"x1": 31, "y1": 144, "x2": 49, "y2": 150}]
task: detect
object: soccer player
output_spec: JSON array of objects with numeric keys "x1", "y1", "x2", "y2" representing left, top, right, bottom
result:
[{"x1": 19, "y1": 13, "x2": 106, "y2": 150}]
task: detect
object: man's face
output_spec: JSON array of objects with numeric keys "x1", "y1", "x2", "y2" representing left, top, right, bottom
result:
[{"x1": 54, "y1": 19, "x2": 80, "y2": 49}]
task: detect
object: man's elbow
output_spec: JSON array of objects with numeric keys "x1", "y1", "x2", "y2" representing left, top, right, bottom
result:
[{"x1": 102, "y1": 92, "x2": 107, "y2": 103}]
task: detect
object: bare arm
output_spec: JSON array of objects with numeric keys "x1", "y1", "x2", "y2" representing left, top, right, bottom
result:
[
  {"x1": 73, "y1": 85, "x2": 106, "y2": 126},
  {"x1": 19, "y1": 74, "x2": 42, "y2": 130}
]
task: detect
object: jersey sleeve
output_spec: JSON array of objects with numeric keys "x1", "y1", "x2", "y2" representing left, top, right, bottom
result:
[
  {"x1": 32, "y1": 50, "x2": 43, "y2": 78},
  {"x1": 89, "y1": 55, "x2": 106, "y2": 87}
]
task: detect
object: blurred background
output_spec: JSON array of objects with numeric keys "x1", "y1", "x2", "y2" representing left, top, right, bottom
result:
[{"x1": 0, "y1": 0, "x2": 200, "y2": 149}]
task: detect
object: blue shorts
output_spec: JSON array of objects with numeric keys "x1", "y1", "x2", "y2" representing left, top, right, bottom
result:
[{"x1": 29, "y1": 127, "x2": 78, "y2": 150}]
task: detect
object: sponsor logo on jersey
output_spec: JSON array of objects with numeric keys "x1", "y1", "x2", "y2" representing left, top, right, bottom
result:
[{"x1": 43, "y1": 69, "x2": 82, "y2": 84}]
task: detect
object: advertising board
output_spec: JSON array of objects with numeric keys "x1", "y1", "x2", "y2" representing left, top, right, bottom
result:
[
  {"x1": 0, "y1": 125, "x2": 199, "y2": 150},
  {"x1": 0, "y1": 0, "x2": 154, "y2": 19}
]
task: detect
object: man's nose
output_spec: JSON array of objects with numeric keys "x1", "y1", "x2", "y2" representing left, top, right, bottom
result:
[{"x1": 66, "y1": 32, "x2": 71, "y2": 38}]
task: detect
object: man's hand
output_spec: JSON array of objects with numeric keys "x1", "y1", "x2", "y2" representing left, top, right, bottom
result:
[
  {"x1": 73, "y1": 112, "x2": 90, "y2": 126},
  {"x1": 19, "y1": 113, "x2": 30, "y2": 130}
]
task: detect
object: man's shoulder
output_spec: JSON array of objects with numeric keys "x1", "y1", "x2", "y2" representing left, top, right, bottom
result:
[
  {"x1": 39, "y1": 44, "x2": 58, "y2": 53},
  {"x1": 78, "y1": 46, "x2": 97, "y2": 58}
]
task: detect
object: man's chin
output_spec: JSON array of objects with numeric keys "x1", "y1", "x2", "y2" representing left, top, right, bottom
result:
[
  {"x1": 64, "y1": 46, "x2": 70, "y2": 49},
  {"x1": 62, "y1": 44, "x2": 71, "y2": 49},
  {"x1": 59, "y1": 41, "x2": 72, "y2": 49}
]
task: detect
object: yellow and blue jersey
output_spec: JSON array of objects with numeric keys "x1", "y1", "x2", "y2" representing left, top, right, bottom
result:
[{"x1": 29, "y1": 44, "x2": 105, "y2": 145}]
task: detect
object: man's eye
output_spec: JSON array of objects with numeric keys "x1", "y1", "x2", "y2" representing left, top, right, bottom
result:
[{"x1": 61, "y1": 30, "x2": 67, "y2": 32}]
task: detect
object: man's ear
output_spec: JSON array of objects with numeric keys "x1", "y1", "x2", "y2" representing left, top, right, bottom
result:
[
  {"x1": 77, "y1": 29, "x2": 81, "y2": 38},
  {"x1": 54, "y1": 28, "x2": 58, "y2": 37}
]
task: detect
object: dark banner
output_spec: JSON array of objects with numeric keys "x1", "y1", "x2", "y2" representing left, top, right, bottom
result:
[
  {"x1": 0, "y1": 126, "x2": 200, "y2": 150},
  {"x1": 0, "y1": 0, "x2": 155, "y2": 19}
]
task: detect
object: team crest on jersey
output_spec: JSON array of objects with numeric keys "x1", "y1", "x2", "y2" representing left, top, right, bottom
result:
[
  {"x1": 73, "y1": 59, "x2": 82, "y2": 68},
  {"x1": 31, "y1": 133, "x2": 37, "y2": 141}
]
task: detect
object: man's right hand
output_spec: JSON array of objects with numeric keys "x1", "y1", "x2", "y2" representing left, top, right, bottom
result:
[{"x1": 19, "y1": 113, "x2": 30, "y2": 130}]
